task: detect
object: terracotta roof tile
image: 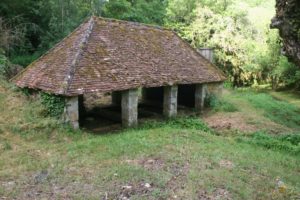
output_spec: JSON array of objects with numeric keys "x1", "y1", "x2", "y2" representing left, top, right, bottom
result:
[{"x1": 12, "y1": 16, "x2": 226, "y2": 96}]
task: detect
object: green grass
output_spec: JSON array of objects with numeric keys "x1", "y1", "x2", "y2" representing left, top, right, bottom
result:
[
  {"x1": 140, "y1": 116, "x2": 212, "y2": 132},
  {"x1": 235, "y1": 90, "x2": 300, "y2": 130},
  {"x1": 238, "y1": 132, "x2": 300, "y2": 154},
  {"x1": 204, "y1": 91, "x2": 239, "y2": 113},
  {"x1": 210, "y1": 96, "x2": 238, "y2": 112},
  {"x1": 0, "y1": 81, "x2": 300, "y2": 199},
  {"x1": 269, "y1": 90, "x2": 300, "y2": 109}
]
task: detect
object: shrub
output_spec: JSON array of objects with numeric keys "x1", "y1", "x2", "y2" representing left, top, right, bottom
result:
[
  {"x1": 278, "y1": 134, "x2": 300, "y2": 146},
  {"x1": 0, "y1": 53, "x2": 23, "y2": 79},
  {"x1": 40, "y1": 92, "x2": 65, "y2": 118},
  {"x1": 10, "y1": 53, "x2": 41, "y2": 67},
  {"x1": 0, "y1": 53, "x2": 9, "y2": 77}
]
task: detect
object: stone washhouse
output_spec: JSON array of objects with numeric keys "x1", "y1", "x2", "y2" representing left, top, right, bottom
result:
[{"x1": 12, "y1": 16, "x2": 226, "y2": 129}]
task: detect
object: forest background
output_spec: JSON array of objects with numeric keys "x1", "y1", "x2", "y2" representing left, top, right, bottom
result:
[{"x1": 0, "y1": 0, "x2": 299, "y2": 90}]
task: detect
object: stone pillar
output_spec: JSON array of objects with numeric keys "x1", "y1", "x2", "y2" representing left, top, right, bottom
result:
[
  {"x1": 112, "y1": 91, "x2": 122, "y2": 105},
  {"x1": 195, "y1": 84, "x2": 207, "y2": 112},
  {"x1": 121, "y1": 89, "x2": 138, "y2": 127},
  {"x1": 63, "y1": 96, "x2": 79, "y2": 129},
  {"x1": 163, "y1": 85, "x2": 178, "y2": 118}
]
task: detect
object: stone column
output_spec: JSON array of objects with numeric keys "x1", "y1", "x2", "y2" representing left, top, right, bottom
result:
[
  {"x1": 163, "y1": 85, "x2": 178, "y2": 118},
  {"x1": 112, "y1": 91, "x2": 122, "y2": 106},
  {"x1": 195, "y1": 84, "x2": 207, "y2": 112},
  {"x1": 121, "y1": 89, "x2": 138, "y2": 127},
  {"x1": 63, "y1": 96, "x2": 79, "y2": 129}
]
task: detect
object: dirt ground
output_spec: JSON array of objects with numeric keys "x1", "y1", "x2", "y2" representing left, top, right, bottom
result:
[{"x1": 203, "y1": 111, "x2": 291, "y2": 135}]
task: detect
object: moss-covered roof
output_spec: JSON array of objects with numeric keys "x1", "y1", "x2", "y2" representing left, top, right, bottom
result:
[{"x1": 12, "y1": 16, "x2": 226, "y2": 96}]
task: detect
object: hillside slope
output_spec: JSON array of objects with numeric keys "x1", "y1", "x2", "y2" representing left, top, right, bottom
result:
[{"x1": 0, "y1": 80, "x2": 299, "y2": 199}]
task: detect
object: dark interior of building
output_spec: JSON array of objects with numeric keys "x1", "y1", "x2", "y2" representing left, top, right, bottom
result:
[{"x1": 80, "y1": 85, "x2": 197, "y2": 133}]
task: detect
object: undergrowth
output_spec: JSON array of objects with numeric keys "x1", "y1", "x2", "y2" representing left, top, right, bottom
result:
[
  {"x1": 0, "y1": 54, "x2": 9, "y2": 77},
  {"x1": 10, "y1": 53, "x2": 41, "y2": 67}
]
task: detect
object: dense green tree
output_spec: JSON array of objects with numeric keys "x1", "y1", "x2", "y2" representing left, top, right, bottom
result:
[
  {"x1": 102, "y1": 0, "x2": 166, "y2": 25},
  {"x1": 165, "y1": 0, "x2": 299, "y2": 89}
]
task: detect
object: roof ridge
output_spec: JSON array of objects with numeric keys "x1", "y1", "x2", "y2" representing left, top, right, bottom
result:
[
  {"x1": 10, "y1": 16, "x2": 92, "y2": 84},
  {"x1": 62, "y1": 16, "x2": 95, "y2": 95}
]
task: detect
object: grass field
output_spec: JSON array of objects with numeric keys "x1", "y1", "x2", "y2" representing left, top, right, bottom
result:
[
  {"x1": 0, "y1": 80, "x2": 299, "y2": 199},
  {"x1": 269, "y1": 90, "x2": 300, "y2": 109}
]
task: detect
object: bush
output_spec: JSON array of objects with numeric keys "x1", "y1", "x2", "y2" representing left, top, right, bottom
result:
[
  {"x1": 278, "y1": 134, "x2": 300, "y2": 146},
  {"x1": 205, "y1": 93, "x2": 238, "y2": 112},
  {"x1": 0, "y1": 53, "x2": 9, "y2": 77},
  {"x1": 40, "y1": 92, "x2": 65, "y2": 118},
  {"x1": 0, "y1": 53, "x2": 23, "y2": 79},
  {"x1": 272, "y1": 56, "x2": 300, "y2": 89},
  {"x1": 10, "y1": 53, "x2": 41, "y2": 67}
]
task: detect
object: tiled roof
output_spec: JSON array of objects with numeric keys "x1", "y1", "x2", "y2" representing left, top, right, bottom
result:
[{"x1": 12, "y1": 16, "x2": 226, "y2": 96}]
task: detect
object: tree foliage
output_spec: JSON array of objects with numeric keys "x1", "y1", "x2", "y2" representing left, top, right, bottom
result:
[
  {"x1": 102, "y1": 0, "x2": 166, "y2": 24},
  {"x1": 0, "y1": 0, "x2": 299, "y2": 90},
  {"x1": 165, "y1": 0, "x2": 299, "y2": 89}
]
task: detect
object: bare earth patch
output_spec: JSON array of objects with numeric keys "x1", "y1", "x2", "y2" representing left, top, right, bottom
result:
[
  {"x1": 219, "y1": 160, "x2": 234, "y2": 170},
  {"x1": 203, "y1": 112, "x2": 291, "y2": 134},
  {"x1": 113, "y1": 182, "x2": 157, "y2": 200},
  {"x1": 203, "y1": 112, "x2": 258, "y2": 133},
  {"x1": 124, "y1": 158, "x2": 191, "y2": 199},
  {"x1": 0, "y1": 86, "x2": 6, "y2": 93},
  {"x1": 1, "y1": 177, "x2": 104, "y2": 200},
  {"x1": 198, "y1": 188, "x2": 232, "y2": 200},
  {"x1": 166, "y1": 162, "x2": 190, "y2": 198},
  {"x1": 124, "y1": 157, "x2": 165, "y2": 171}
]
